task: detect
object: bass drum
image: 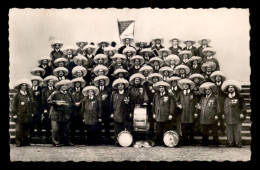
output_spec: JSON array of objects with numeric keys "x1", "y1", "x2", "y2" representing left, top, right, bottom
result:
[
  {"x1": 117, "y1": 131, "x2": 133, "y2": 147},
  {"x1": 163, "y1": 130, "x2": 179, "y2": 147}
]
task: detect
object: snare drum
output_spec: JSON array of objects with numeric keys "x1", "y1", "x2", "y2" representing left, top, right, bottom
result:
[
  {"x1": 163, "y1": 130, "x2": 179, "y2": 147},
  {"x1": 133, "y1": 107, "x2": 149, "y2": 131},
  {"x1": 117, "y1": 131, "x2": 133, "y2": 147}
]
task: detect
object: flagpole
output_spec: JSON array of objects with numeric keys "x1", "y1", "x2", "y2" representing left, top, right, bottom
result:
[{"x1": 117, "y1": 18, "x2": 121, "y2": 44}]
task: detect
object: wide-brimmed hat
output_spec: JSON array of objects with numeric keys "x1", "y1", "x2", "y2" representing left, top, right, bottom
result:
[
  {"x1": 104, "y1": 46, "x2": 117, "y2": 55},
  {"x1": 159, "y1": 66, "x2": 174, "y2": 77},
  {"x1": 121, "y1": 36, "x2": 134, "y2": 44},
  {"x1": 189, "y1": 73, "x2": 205, "y2": 84},
  {"x1": 113, "y1": 68, "x2": 129, "y2": 77},
  {"x1": 30, "y1": 76, "x2": 43, "y2": 85},
  {"x1": 178, "y1": 78, "x2": 195, "y2": 90},
  {"x1": 129, "y1": 73, "x2": 146, "y2": 85},
  {"x1": 187, "y1": 56, "x2": 202, "y2": 64},
  {"x1": 51, "y1": 40, "x2": 63, "y2": 49},
  {"x1": 75, "y1": 41, "x2": 88, "y2": 47},
  {"x1": 152, "y1": 37, "x2": 164, "y2": 44},
  {"x1": 93, "y1": 75, "x2": 110, "y2": 86},
  {"x1": 166, "y1": 76, "x2": 181, "y2": 83},
  {"x1": 113, "y1": 54, "x2": 127, "y2": 60},
  {"x1": 130, "y1": 55, "x2": 144, "y2": 65},
  {"x1": 139, "y1": 48, "x2": 154, "y2": 56},
  {"x1": 98, "y1": 40, "x2": 109, "y2": 47},
  {"x1": 175, "y1": 65, "x2": 190, "y2": 75},
  {"x1": 72, "y1": 66, "x2": 87, "y2": 77},
  {"x1": 165, "y1": 55, "x2": 180, "y2": 65},
  {"x1": 158, "y1": 48, "x2": 171, "y2": 57},
  {"x1": 73, "y1": 54, "x2": 88, "y2": 65},
  {"x1": 202, "y1": 47, "x2": 216, "y2": 56},
  {"x1": 53, "y1": 58, "x2": 69, "y2": 66},
  {"x1": 153, "y1": 81, "x2": 170, "y2": 91},
  {"x1": 83, "y1": 44, "x2": 96, "y2": 54},
  {"x1": 199, "y1": 82, "x2": 217, "y2": 94},
  {"x1": 178, "y1": 50, "x2": 192, "y2": 58},
  {"x1": 54, "y1": 79, "x2": 72, "y2": 90},
  {"x1": 148, "y1": 73, "x2": 164, "y2": 83},
  {"x1": 221, "y1": 79, "x2": 242, "y2": 92},
  {"x1": 139, "y1": 65, "x2": 153, "y2": 75},
  {"x1": 112, "y1": 78, "x2": 129, "y2": 89},
  {"x1": 183, "y1": 39, "x2": 196, "y2": 45},
  {"x1": 30, "y1": 67, "x2": 46, "y2": 76},
  {"x1": 71, "y1": 77, "x2": 86, "y2": 88},
  {"x1": 198, "y1": 38, "x2": 211, "y2": 45},
  {"x1": 169, "y1": 38, "x2": 182, "y2": 44},
  {"x1": 93, "y1": 65, "x2": 109, "y2": 76},
  {"x1": 201, "y1": 62, "x2": 216, "y2": 72},
  {"x1": 43, "y1": 75, "x2": 59, "y2": 86},
  {"x1": 53, "y1": 67, "x2": 69, "y2": 77},
  {"x1": 62, "y1": 45, "x2": 77, "y2": 55},
  {"x1": 123, "y1": 47, "x2": 136, "y2": 55},
  {"x1": 210, "y1": 71, "x2": 226, "y2": 82},
  {"x1": 13, "y1": 79, "x2": 32, "y2": 90},
  {"x1": 149, "y1": 57, "x2": 164, "y2": 67},
  {"x1": 135, "y1": 41, "x2": 148, "y2": 47},
  {"x1": 93, "y1": 54, "x2": 108, "y2": 64},
  {"x1": 82, "y1": 86, "x2": 99, "y2": 96},
  {"x1": 37, "y1": 56, "x2": 52, "y2": 65}
]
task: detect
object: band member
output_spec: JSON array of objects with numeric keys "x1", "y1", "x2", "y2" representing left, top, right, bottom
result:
[
  {"x1": 169, "y1": 38, "x2": 182, "y2": 55},
  {"x1": 76, "y1": 41, "x2": 88, "y2": 55},
  {"x1": 93, "y1": 54, "x2": 108, "y2": 67},
  {"x1": 176, "y1": 79, "x2": 197, "y2": 146},
  {"x1": 158, "y1": 48, "x2": 171, "y2": 62},
  {"x1": 201, "y1": 62, "x2": 217, "y2": 82},
  {"x1": 164, "y1": 55, "x2": 180, "y2": 75},
  {"x1": 48, "y1": 79, "x2": 75, "y2": 147},
  {"x1": 30, "y1": 76, "x2": 44, "y2": 138},
  {"x1": 123, "y1": 47, "x2": 137, "y2": 70},
  {"x1": 73, "y1": 54, "x2": 89, "y2": 70},
  {"x1": 135, "y1": 41, "x2": 152, "y2": 55},
  {"x1": 92, "y1": 65, "x2": 109, "y2": 85},
  {"x1": 151, "y1": 37, "x2": 164, "y2": 56},
  {"x1": 175, "y1": 65, "x2": 191, "y2": 79},
  {"x1": 221, "y1": 80, "x2": 246, "y2": 148},
  {"x1": 53, "y1": 58, "x2": 69, "y2": 68},
  {"x1": 159, "y1": 66, "x2": 174, "y2": 82},
  {"x1": 72, "y1": 66, "x2": 88, "y2": 86},
  {"x1": 139, "y1": 48, "x2": 155, "y2": 65},
  {"x1": 149, "y1": 57, "x2": 164, "y2": 73},
  {"x1": 83, "y1": 44, "x2": 96, "y2": 83},
  {"x1": 41, "y1": 75, "x2": 59, "y2": 144},
  {"x1": 53, "y1": 67, "x2": 69, "y2": 81},
  {"x1": 30, "y1": 67, "x2": 46, "y2": 80},
  {"x1": 95, "y1": 40, "x2": 109, "y2": 55},
  {"x1": 197, "y1": 38, "x2": 211, "y2": 59},
  {"x1": 108, "y1": 54, "x2": 128, "y2": 76},
  {"x1": 187, "y1": 56, "x2": 203, "y2": 74},
  {"x1": 152, "y1": 81, "x2": 175, "y2": 145},
  {"x1": 110, "y1": 79, "x2": 132, "y2": 146},
  {"x1": 11, "y1": 79, "x2": 34, "y2": 147},
  {"x1": 178, "y1": 50, "x2": 192, "y2": 66},
  {"x1": 210, "y1": 71, "x2": 226, "y2": 135},
  {"x1": 93, "y1": 75, "x2": 111, "y2": 143},
  {"x1": 202, "y1": 47, "x2": 220, "y2": 71},
  {"x1": 118, "y1": 37, "x2": 135, "y2": 54},
  {"x1": 110, "y1": 68, "x2": 129, "y2": 87},
  {"x1": 69, "y1": 77, "x2": 86, "y2": 143},
  {"x1": 50, "y1": 40, "x2": 64, "y2": 67},
  {"x1": 81, "y1": 86, "x2": 102, "y2": 146},
  {"x1": 196, "y1": 82, "x2": 221, "y2": 146},
  {"x1": 182, "y1": 39, "x2": 198, "y2": 56},
  {"x1": 138, "y1": 65, "x2": 153, "y2": 90},
  {"x1": 37, "y1": 56, "x2": 53, "y2": 79},
  {"x1": 104, "y1": 46, "x2": 117, "y2": 68},
  {"x1": 62, "y1": 46, "x2": 77, "y2": 61},
  {"x1": 129, "y1": 55, "x2": 145, "y2": 76}
]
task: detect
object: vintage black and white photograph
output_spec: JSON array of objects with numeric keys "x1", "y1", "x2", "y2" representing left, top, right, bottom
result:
[{"x1": 8, "y1": 8, "x2": 251, "y2": 162}]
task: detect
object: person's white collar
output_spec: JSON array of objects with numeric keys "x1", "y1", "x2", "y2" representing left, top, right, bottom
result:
[
  {"x1": 89, "y1": 95, "x2": 94, "y2": 100},
  {"x1": 228, "y1": 92, "x2": 236, "y2": 98},
  {"x1": 206, "y1": 93, "x2": 212, "y2": 98},
  {"x1": 119, "y1": 90, "x2": 124, "y2": 94},
  {"x1": 160, "y1": 91, "x2": 166, "y2": 96},
  {"x1": 20, "y1": 90, "x2": 27, "y2": 95},
  {"x1": 48, "y1": 86, "x2": 54, "y2": 90},
  {"x1": 216, "y1": 81, "x2": 222, "y2": 86},
  {"x1": 207, "y1": 56, "x2": 213, "y2": 60},
  {"x1": 60, "y1": 90, "x2": 67, "y2": 94},
  {"x1": 184, "y1": 89, "x2": 190, "y2": 95}
]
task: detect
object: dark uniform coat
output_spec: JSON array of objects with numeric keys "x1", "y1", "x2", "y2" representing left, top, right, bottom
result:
[
  {"x1": 183, "y1": 46, "x2": 198, "y2": 56},
  {"x1": 169, "y1": 46, "x2": 182, "y2": 55},
  {"x1": 117, "y1": 45, "x2": 136, "y2": 54},
  {"x1": 80, "y1": 96, "x2": 101, "y2": 125},
  {"x1": 96, "y1": 86, "x2": 112, "y2": 120},
  {"x1": 202, "y1": 57, "x2": 220, "y2": 71},
  {"x1": 151, "y1": 44, "x2": 164, "y2": 56},
  {"x1": 31, "y1": 86, "x2": 43, "y2": 114},
  {"x1": 50, "y1": 50, "x2": 64, "y2": 64},
  {"x1": 198, "y1": 45, "x2": 210, "y2": 59},
  {"x1": 38, "y1": 64, "x2": 53, "y2": 79},
  {"x1": 41, "y1": 86, "x2": 56, "y2": 112},
  {"x1": 69, "y1": 87, "x2": 84, "y2": 117},
  {"x1": 128, "y1": 84, "x2": 149, "y2": 107},
  {"x1": 189, "y1": 63, "x2": 202, "y2": 74}
]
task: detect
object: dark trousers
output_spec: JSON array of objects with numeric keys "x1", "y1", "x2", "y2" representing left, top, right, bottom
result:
[
  {"x1": 85, "y1": 123, "x2": 101, "y2": 145},
  {"x1": 226, "y1": 123, "x2": 242, "y2": 146},
  {"x1": 70, "y1": 114, "x2": 85, "y2": 141},
  {"x1": 31, "y1": 113, "x2": 42, "y2": 137},
  {"x1": 114, "y1": 121, "x2": 130, "y2": 143},
  {"x1": 181, "y1": 123, "x2": 195, "y2": 145},
  {"x1": 51, "y1": 120, "x2": 70, "y2": 145},
  {"x1": 155, "y1": 122, "x2": 169, "y2": 145},
  {"x1": 42, "y1": 115, "x2": 51, "y2": 138},
  {"x1": 102, "y1": 118, "x2": 111, "y2": 138},
  {"x1": 201, "y1": 123, "x2": 219, "y2": 145},
  {"x1": 15, "y1": 123, "x2": 31, "y2": 145},
  {"x1": 219, "y1": 118, "x2": 226, "y2": 133}
]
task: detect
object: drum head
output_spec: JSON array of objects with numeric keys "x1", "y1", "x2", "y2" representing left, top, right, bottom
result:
[
  {"x1": 163, "y1": 131, "x2": 179, "y2": 147},
  {"x1": 118, "y1": 131, "x2": 133, "y2": 147}
]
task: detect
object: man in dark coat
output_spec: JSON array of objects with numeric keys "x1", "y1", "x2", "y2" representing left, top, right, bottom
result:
[
  {"x1": 202, "y1": 47, "x2": 220, "y2": 71},
  {"x1": 169, "y1": 38, "x2": 182, "y2": 55},
  {"x1": 38, "y1": 57, "x2": 53, "y2": 79},
  {"x1": 118, "y1": 37, "x2": 135, "y2": 54},
  {"x1": 63, "y1": 47, "x2": 77, "y2": 80},
  {"x1": 183, "y1": 40, "x2": 198, "y2": 56},
  {"x1": 50, "y1": 41, "x2": 64, "y2": 69},
  {"x1": 136, "y1": 41, "x2": 152, "y2": 55},
  {"x1": 197, "y1": 39, "x2": 211, "y2": 59},
  {"x1": 95, "y1": 40, "x2": 109, "y2": 55},
  {"x1": 151, "y1": 38, "x2": 164, "y2": 57}
]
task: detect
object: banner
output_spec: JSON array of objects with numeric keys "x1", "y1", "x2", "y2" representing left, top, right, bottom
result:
[{"x1": 117, "y1": 19, "x2": 135, "y2": 41}]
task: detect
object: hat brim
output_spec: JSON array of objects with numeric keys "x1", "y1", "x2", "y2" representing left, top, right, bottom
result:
[
  {"x1": 175, "y1": 66, "x2": 190, "y2": 75},
  {"x1": 71, "y1": 81, "x2": 86, "y2": 88},
  {"x1": 221, "y1": 80, "x2": 242, "y2": 92},
  {"x1": 178, "y1": 79, "x2": 195, "y2": 90},
  {"x1": 54, "y1": 60, "x2": 69, "y2": 66},
  {"x1": 82, "y1": 87, "x2": 99, "y2": 96},
  {"x1": 112, "y1": 80, "x2": 129, "y2": 89},
  {"x1": 183, "y1": 40, "x2": 196, "y2": 45},
  {"x1": 14, "y1": 79, "x2": 32, "y2": 90},
  {"x1": 201, "y1": 63, "x2": 216, "y2": 72},
  {"x1": 93, "y1": 77, "x2": 110, "y2": 86},
  {"x1": 53, "y1": 69, "x2": 69, "y2": 77},
  {"x1": 199, "y1": 84, "x2": 217, "y2": 94},
  {"x1": 43, "y1": 76, "x2": 59, "y2": 86},
  {"x1": 55, "y1": 81, "x2": 72, "y2": 90},
  {"x1": 51, "y1": 43, "x2": 63, "y2": 49},
  {"x1": 210, "y1": 72, "x2": 226, "y2": 82},
  {"x1": 76, "y1": 42, "x2": 88, "y2": 47},
  {"x1": 72, "y1": 69, "x2": 87, "y2": 77},
  {"x1": 198, "y1": 39, "x2": 211, "y2": 45}
]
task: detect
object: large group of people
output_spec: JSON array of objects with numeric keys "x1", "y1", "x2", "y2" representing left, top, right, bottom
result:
[{"x1": 10, "y1": 36, "x2": 246, "y2": 148}]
